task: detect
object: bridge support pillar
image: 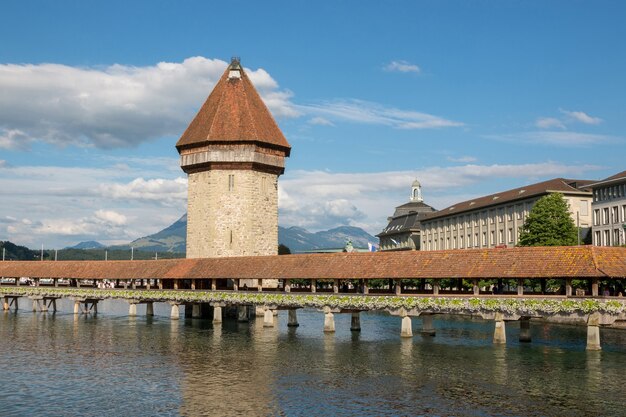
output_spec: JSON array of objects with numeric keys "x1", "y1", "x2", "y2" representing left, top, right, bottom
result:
[
  {"x1": 288, "y1": 309, "x2": 299, "y2": 327},
  {"x1": 170, "y1": 303, "x2": 180, "y2": 320},
  {"x1": 586, "y1": 313, "x2": 601, "y2": 351},
  {"x1": 519, "y1": 318, "x2": 531, "y2": 343},
  {"x1": 128, "y1": 302, "x2": 137, "y2": 317},
  {"x1": 146, "y1": 302, "x2": 154, "y2": 317},
  {"x1": 237, "y1": 305, "x2": 249, "y2": 322},
  {"x1": 192, "y1": 304, "x2": 201, "y2": 319},
  {"x1": 73, "y1": 301, "x2": 80, "y2": 315},
  {"x1": 401, "y1": 316, "x2": 413, "y2": 338},
  {"x1": 493, "y1": 313, "x2": 506, "y2": 344},
  {"x1": 2, "y1": 297, "x2": 8, "y2": 311},
  {"x1": 32, "y1": 299, "x2": 39, "y2": 312},
  {"x1": 350, "y1": 312, "x2": 361, "y2": 331},
  {"x1": 213, "y1": 306, "x2": 222, "y2": 324},
  {"x1": 517, "y1": 279, "x2": 524, "y2": 296},
  {"x1": 324, "y1": 309, "x2": 335, "y2": 333},
  {"x1": 263, "y1": 307, "x2": 274, "y2": 328},
  {"x1": 473, "y1": 279, "x2": 480, "y2": 296},
  {"x1": 421, "y1": 314, "x2": 435, "y2": 336}
]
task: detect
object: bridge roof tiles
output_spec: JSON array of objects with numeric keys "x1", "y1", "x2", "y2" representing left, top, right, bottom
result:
[{"x1": 1, "y1": 246, "x2": 625, "y2": 281}]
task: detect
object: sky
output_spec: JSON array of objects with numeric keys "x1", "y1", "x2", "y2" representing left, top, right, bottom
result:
[{"x1": 1, "y1": 0, "x2": 625, "y2": 249}]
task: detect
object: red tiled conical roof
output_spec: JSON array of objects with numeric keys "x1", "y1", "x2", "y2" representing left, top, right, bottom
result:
[{"x1": 176, "y1": 58, "x2": 291, "y2": 155}]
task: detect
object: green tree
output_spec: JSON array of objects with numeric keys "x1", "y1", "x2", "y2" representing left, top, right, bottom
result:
[
  {"x1": 518, "y1": 193, "x2": 578, "y2": 247},
  {"x1": 278, "y1": 244, "x2": 291, "y2": 255}
]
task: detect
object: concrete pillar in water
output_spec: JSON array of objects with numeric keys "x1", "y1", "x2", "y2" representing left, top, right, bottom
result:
[
  {"x1": 421, "y1": 314, "x2": 435, "y2": 336},
  {"x1": 401, "y1": 316, "x2": 413, "y2": 338},
  {"x1": 128, "y1": 302, "x2": 137, "y2": 317},
  {"x1": 170, "y1": 304, "x2": 180, "y2": 320},
  {"x1": 586, "y1": 312, "x2": 601, "y2": 351},
  {"x1": 493, "y1": 312, "x2": 506, "y2": 344},
  {"x1": 192, "y1": 304, "x2": 201, "y2": 319},
  {"x1": 3, "y1": 297, "x2": 9, "y2": 311},
  {"x1": 287, "y1": 309, "x2": 299, "y2": 327},
  {"x1": 146, "y1": 302, "x2": 154, "y2": 317},
  {"x1": 323, "y1": 309, "x2": 335, "y2": 333},
  {"x1": 263, "y1": 307, "x2": 274, "y2": 328},
  {"x1": 519, "y1": 318, "x2": 532, "y2": 343},
  {"x1": 213, "y1": 306, "x2": 222, "y2": 324},
  {"x1": 73, "y1": 301, "x2": 80, "y2": 315},
  {"x1": 237, "y1": 305, "x2": 249, "y2": 322},
  {"x1": 40, "y1": 300, "x2": 48, "y2": 312},
  {"x1": 350, "y1": 312, "x2": 361, "y2": 332},
  {"x1": 32, "y1": 299, "x2": 38, "y2": 312}
]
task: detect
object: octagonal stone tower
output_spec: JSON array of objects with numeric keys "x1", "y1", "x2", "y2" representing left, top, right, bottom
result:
[{"x1": 176, "y1": 58, "x2": 291, "y2": 260}]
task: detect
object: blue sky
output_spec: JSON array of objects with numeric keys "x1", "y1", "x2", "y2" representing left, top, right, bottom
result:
[{"x1": 1, "y1": 0, "x2": 625, "y2": 248}]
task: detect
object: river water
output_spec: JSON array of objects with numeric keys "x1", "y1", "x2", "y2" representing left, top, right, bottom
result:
[{"x1": 1, "y1": 299, "x2": 625, "y2": 416}]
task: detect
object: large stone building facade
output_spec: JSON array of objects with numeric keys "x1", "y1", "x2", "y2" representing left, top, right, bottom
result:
[
  {"x1": 420, "y1": 178, "x2": 593, "y2": 251},
  {"x1": 377, "y1": 180, "x2": 437, "y2": 251},
  {"x1": 589, "y1": 170, "x2": 626, "y2": 246},
  {"x1": 176, "y1": 58, "x2": 290, "y2": 263}
]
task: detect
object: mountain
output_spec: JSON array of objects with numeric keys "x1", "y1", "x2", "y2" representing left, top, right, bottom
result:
[
  {"x1": 0, "y1": 240, "x2": 38, "y2": 260},
  {"x1": 278, "y1": 225, "x2": 377, "y2": 252},
  {"x1": 66, "y1": 241, "x2": 105, "y2": 250},
  {"x1": 110, "y1": 214, "x2": 187, "y2": 253},
  {"x1": 108, "y1": 213, "x2": 377, "y2": 254}
]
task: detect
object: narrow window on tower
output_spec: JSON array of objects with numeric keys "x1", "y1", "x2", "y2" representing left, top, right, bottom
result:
[
  {"x1": 229, "y1": 229, "x2": 233, "y2": 246},
  {"x1": 228, "y1": 174, "x2": 235, "y2": 191}
]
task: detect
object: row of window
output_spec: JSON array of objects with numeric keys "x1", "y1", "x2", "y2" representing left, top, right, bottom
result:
[
  {"x1": 594, "y1": 228, "x2": 625, "y2": 247},
  {"x1": 424, "y1": 227, "x2": 521, "y2": 250},
  {"x1": 593, "y1": 183, "x2": 626, "y2": 203},
  {"x1": 593, "y1": 205, "x2": 626, "y2": 226}
]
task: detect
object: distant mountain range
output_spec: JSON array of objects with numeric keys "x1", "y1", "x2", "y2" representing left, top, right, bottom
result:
[{"x1": 69, "y1": 214, "x2": 377, "y2": 254}]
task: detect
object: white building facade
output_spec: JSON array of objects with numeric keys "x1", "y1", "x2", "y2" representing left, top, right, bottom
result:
[
  {"x1": 589, "y1": 170, "x2": 626, "y2": 246},
  {"x1": 420, "y1": 178, "x2": 593, "y2": 251}
]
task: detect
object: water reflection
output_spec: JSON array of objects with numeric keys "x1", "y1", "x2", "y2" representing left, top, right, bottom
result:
[{"x1": 1, "y1": 306, "x2": 625, "y2": 416}]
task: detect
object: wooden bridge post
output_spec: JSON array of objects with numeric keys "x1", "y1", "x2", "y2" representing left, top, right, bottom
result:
[
  {"x1": 432, "y1": 280, "x2": 440, "y2": 296},
  {"x1": 131, "y1": 280, "x2": 136, "y2": 290},
  {"x1": 333, "y1": 279, "x2": 339, "y2": 294},
  {"x1": 54, "y1": 278, "x2": 59, "y2": 287},
  {"x1": 493, "y1": 312, "x2": 506, "y2": 344},
  {"x1": 517, "y1": 279, "x2": 524, "y2": 296},
  {"x1": 211, "y1": 279, "x2": 217, "y2": 291},
  {"x1": 420, "y1": 313, "x2": 435, "y2": 336},
  {"x1": 519, "y1": 318, "x2": 531, "y2": 343},
  {"x1": 173, "y1": 279, "x2": 179, "y2": 290},
  {"x1": 565, "y1": 278, "x2": 573, "y2": 296},
  {"x1": 284, "y1": 279, "x2": 291, "y2": 293},
  {"x1": 158, "y1": 280, "x2": 163, "y2": 290},
  {"x1": 233, "y1": 279, "x2": 239, "y2": 291},
  {"x1": 591, "y1": 278, "x2": 599, "y2": 297},
  {"x1": 287, "y1": 309, "x2": 299, "y2": 327},
  {"x1": 350, "y1": 312, "x2": 361, "y2": 332},
  {"x1": 310, "y1": 279, "x2": 316, "y2": 293},
  {"x1": 362, "y1": 279, "x2": 369, "y2": 295},
  {"x1": 394, "y1": 279, "x2": 402, "y2": 295},
  {"x1": 473, "y1": 279, "x2": 480, "y2": 296},
  {"x1": 191, "y1": 279, "x2": 196, "y2": 290}
]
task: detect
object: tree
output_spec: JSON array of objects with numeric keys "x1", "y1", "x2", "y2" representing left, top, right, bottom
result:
[
  {"x1": 518, "y1": 193, "x2": 578, "y2": 247},
  {"x1": 278, "y1": 244, "x2": 291, "y2": 255}
]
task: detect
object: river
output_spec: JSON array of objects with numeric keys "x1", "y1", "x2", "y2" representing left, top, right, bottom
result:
[{"x1": 1, "y1": 299, "x2": 625, "y2": 416}]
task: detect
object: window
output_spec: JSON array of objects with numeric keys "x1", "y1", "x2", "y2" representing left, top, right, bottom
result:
[
  {"x1": 508, "y1": 228, "x2": 513, "y2": 243},
  {"x1": 612, "y1": 206, "x2": 619, "y2": 224},
  {"x1": 516, "y1": 205, "x2": 523, "y2": 219},
  {"x1": 498, "y1": 208, "x2": 504, "y2": 223},
  {"x1": 507, "y1": 207, "x2": 513, "y2": 221},
  {"x1": 228, "y1": 174, "x2": 235, "y2": 191},
  {"x1": 614, "y1": 229, "x2": 620, "y2": 246},
  {"x1": 604, "y1": 230, "x2": 610, "y2": 246},
  {"x1": 603, "y1": 208, "x2": 609, "y2": 225},
  {"x1": 482, "y1": 232, "x2": 487, "y2": 246},
  {"x1": 489, "y1": 210, "x2": 495, "y2": 224},
  {"x1": 490, "y1": 230, "x2": 495, "y2": 245},
  {"x1": 474, "y1": 233, "x2": 478, "y2": 247},
  {"x1": 622, "y1": 205, "x2": 626, "y2": 222},
  {"x1": 594, "y1": 209, "x2": 600, "y2": 226},
  {"x1": 594, "y1": 231, "x2": 601, "y2": 246},
  {"x1": 498, "y1": 229, "x2": 504, "y2": 244}
]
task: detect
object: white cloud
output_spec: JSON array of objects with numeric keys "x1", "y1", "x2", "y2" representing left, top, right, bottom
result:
[
  {"x1": 308, "y1": 117, "x2": 335, "y2": 126},
  {"x1": 446, "y1": 155, "x2": 477, "y2": 163},
  {"x1": 535, "y1": 117, "x2": 566, "y2": 130},
  {"x1": 98, "y1": 177, "x2": 187, "y2": 205},
  {"x1": 0, "y1": 57, "x2": 298, "y2": 150},
  {"x1": 94, "y1": 209, "x2": 127, "y2": 226},
  {"x1": 384, "y1": 60, "x2": 421, "y2": 73},
  {"x1": 279, "y1": 162, "x2": 599, "y2": 234},
  {"x1": 299, "y1": 99, "x2": 463, "y2": 130},
  {"x1": 560, "y1": 109, "x2": 602, "y2": 125},
  {"x1": 0, "y1": 160, "x2": 7, "y2": 168}
]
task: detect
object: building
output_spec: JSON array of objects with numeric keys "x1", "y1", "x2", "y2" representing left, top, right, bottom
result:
[
  {"x1": 588, "y1": 170, "x2": 626, "y2": 246},
  {"x1": 175, "y1": 58, "x2": 291, "y2": 261},
  {"x1": 420, "y1": 178, "x2": 593, "y2": 251},
  {"x1": 377, "y1": 180, "x2": 437, "y2": 251}
]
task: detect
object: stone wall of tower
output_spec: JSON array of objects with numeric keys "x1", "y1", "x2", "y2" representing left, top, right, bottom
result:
[{"x1": 186, "y1": 169, "x2": 279, "y2": 259}]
